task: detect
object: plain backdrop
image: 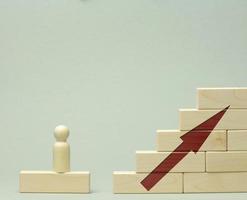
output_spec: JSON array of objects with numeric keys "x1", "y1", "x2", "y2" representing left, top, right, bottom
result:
[{"x1": 0, "y1": 0, "x2": 247, "y2": 199}]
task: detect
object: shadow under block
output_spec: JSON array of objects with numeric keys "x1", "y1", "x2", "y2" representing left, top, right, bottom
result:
[
  {"x1": 136, "y1": 151, "x2": 205, "y2": 173},
  {"x1": 228, "y1": 130, "x2": 247, "y2": 150},
  {"x1": 157, "y1": 130, "x2": 226, "y2": 151},
  {"x1": 206, "y1": 151, "x2": 247, "y2": 172},
  {"x1": 197, "y1": 87, "x2": 247, "y2": 109},
  {"x1": 184, "y1": 172, "x2": 247, "y2": 192},
  {"x1": 179, "y1": 109, "x2": 247, "y2": 130},
  {"x1": 19, "y1": 171, "x2": 90, "y2": 193},
  {"x1": 113, "y1": 171, "x2": 182, "y2": 193}
]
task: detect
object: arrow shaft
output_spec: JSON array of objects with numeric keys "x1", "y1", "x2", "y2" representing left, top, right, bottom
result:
[{"x1": 140, "y1": 143, "x2": 189, "y2": 191}]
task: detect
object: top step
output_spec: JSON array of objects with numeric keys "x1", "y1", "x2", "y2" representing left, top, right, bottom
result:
[{"x1": 197, "y1": 87, "x2": 247, "y2": 109}]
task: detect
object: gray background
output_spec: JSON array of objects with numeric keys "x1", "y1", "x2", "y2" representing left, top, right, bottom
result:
[{"x1": 0, "y1": 0, "x2": 247, "y2": 199}]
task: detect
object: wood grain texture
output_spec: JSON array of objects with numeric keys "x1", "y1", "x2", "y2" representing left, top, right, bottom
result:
[
  {"x1": 136, "y1": 151, "x2": 205, "y2": 173},
  {"x1": 228, "y1": 130, "x2": 247, "y2": 150},
  {"x1": 179, "y1": 109, "x2": 247, "y2": 130},
  {"x1": 206, "y1": 151, "x2": 247, "y2": 172},
  {"x1": 19, "y1": 171, "x2": 90, "y2": 193},
  {"x1": 184, "y1": 172, "x2": 247, "y2": 192},
  {"x1": 197, "y1": 87, "x2": 247, "y2": 109},
  {"x1": 157, "y1": 130, "x2": 226, "y2": 151},
  {"x1": 113, "y1": 171, "x2": 182, "y2": 193}
]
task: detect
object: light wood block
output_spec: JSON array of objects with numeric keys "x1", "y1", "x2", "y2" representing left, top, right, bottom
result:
[
  {"x1": 20, "y1": 171, "x2": 90, "y2": 193},
  {"x1": 197, "y1": 87, "x2": 247, "y2": 109},
  {"x1": 206, "y1": 151, "x2": 247, "y2": 172},
  {"x1": 179, "y1": 109, "x2": 247, "y2": 130},
  {"x1": 113, "y1": 171, "x2": 182, "y2": 193},
  {"x1": 184, "y1": 172, "x2": 247, "y2": 192},
  {"x1": 157, "y1": 130, "x2": 226, "y2": 151},
  {"x1": 136, "y1": 151, "x2": 205, "y2": 173},
  {"x1": 228, "y1": 130, "x2": 247, "y2": 150}
]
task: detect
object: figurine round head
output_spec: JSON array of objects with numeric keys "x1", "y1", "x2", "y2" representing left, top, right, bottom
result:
[{"x1": 54, "y1": 125, "x2": 69, "y2": 141}]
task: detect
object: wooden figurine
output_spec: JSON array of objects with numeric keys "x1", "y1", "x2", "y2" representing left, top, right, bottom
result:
[{"x1": 19, "y1": 125, "x2": 90, "y2": 193}]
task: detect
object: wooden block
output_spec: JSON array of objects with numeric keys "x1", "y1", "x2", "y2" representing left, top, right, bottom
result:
[
  {"x1": 197, "y1": 87, "x2": 247, "y2": 109},
  {"x1": 113, "y1": 171, "x2": 182, "y2": 193},
  {"x1": 179, "y1": 109, "x2": 247, "y2": 130},
  {"x1": 206, "y1": 151, "x2": 247, "y2": 172},
  {"x1": 184, "y1": 172, "x2": 247, "y2": 192},
  {"x1": 20, "y1": 171, "x2": 90, "y2": 193},
  {"x1": 136, "y1": 151, "x2": 205, "y2": 173},
  {"x1": 228, "y1": 130, "x2": 247, "y2": 150},
  {"x1": 157, "y1": 130, "x2": 226, "y2": 151}
]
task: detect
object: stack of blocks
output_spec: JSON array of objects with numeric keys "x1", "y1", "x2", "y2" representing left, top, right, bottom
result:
[{"x1": 113, "y1": 87, "x2": 247, "y2": 193}]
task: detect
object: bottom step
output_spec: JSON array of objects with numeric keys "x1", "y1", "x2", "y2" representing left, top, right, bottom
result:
[
  {"x1": 113, "y1": 171, "x2": 183, "y2": 193},
  {"x1": 184, "y1": 172, "x2": 247, "y2": 193},
  {"x1": 113, "y1": 171, "x2": 247, "y2": 193}
]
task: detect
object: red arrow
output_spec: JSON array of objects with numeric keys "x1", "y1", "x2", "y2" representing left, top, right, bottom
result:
[{"x1": 140, "y1": 105, "x2": 230, "y2": 191}]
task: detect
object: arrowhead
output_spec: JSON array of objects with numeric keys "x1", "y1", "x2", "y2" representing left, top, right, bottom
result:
[{"x1": 179, "y1": 105, "x2": 230, "y2": 153}]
